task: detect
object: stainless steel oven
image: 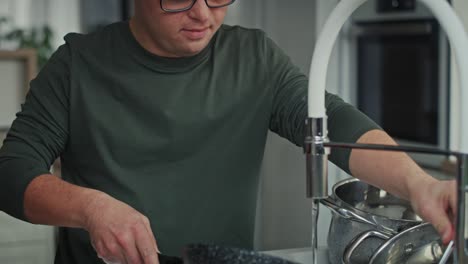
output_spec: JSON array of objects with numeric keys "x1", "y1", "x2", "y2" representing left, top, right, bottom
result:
[{"x1": 343, "y1": 0, "x2": 451, "y2": 168}]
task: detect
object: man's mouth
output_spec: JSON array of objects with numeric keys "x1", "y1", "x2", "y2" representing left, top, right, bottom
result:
[{"x1": 181, "y1": 27, "x2": 209, "y2": 40}]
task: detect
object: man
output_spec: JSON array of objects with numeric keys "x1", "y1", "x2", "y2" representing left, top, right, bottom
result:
[{"x1": 0, "y1": 0, "x2": 456, "y2": 263}]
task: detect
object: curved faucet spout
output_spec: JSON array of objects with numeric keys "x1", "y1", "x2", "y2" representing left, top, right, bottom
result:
[
  {"x1": 308, "y1": 0, "x2": 468, "y2": 150},
  {"x1": 307, "y1": 0, "x2": 468, "y2": 263}
]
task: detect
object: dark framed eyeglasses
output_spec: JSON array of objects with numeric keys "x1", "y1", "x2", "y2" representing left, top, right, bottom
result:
[{"x1": 160, "y1": 0, "x2": 236, "y2": 13}]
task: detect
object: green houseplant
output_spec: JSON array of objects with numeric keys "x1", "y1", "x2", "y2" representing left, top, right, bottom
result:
[{"x1": 0, "y1": 17, "x2": 54, "y2": 68}]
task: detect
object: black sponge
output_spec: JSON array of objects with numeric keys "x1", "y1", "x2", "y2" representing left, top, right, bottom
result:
[{"x1": 182, "y1": 244, "x2": 298, "y2": 264}]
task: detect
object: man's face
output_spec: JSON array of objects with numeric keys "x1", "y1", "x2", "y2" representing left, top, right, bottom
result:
[{"x1": 133, "y1": 0, "x2": 229, "y2": 57}]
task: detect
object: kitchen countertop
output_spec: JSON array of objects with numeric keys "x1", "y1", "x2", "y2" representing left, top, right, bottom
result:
[{"x1": 263, "y1": 247, "x2": 329, "y2": 264}]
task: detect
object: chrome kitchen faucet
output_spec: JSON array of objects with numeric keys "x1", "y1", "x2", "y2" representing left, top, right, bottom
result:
[{"x1": 305, "y1": 0, "x2": 468, "y2": 263}]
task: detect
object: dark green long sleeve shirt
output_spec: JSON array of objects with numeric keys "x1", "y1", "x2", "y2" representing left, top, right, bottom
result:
[{"x1": 0, "y1": 22, "x2": 379, "y2": 263}]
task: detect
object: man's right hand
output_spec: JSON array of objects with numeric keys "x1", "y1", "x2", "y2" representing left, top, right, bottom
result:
[
  {"x1": 23, "y1": 175, "x2": 160, "y2": 264},
  {"x1": 84, "y1": 193, "x2": 160, "y2": 264}
]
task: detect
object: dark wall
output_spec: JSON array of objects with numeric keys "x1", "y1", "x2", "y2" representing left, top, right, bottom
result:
[{"x1": 80, "y1": 0, "x2": 133, "y2": 33}]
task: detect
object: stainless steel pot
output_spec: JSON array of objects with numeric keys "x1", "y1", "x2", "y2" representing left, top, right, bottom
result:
[
  {"x1": 368, "y1": 223, "x2": 452, "y2": 264},
  {"x1": 323, "y1": 178, "x2": 422, "y2": 264}
]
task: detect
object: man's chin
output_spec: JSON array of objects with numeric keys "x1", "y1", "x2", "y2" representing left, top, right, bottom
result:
[{"x1": 182, "y1": 42, "x2": 210, "y2": 56}]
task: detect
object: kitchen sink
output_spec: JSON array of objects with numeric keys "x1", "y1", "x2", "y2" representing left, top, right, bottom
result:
[{"x1": 263, "y1": 247, "x2": 329, "y2": 264}]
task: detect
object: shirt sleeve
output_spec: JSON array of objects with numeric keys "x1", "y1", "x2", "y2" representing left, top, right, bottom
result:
[
  {"x1": 0, "y1": 44, "x2": 71, "y2": 221},
  {"x1": 265, "y1": 36, "x2": 381, "y2": 174}
]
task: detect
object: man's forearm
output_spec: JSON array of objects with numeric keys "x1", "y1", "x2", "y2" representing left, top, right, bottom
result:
[
  {"x1": 349, "y1": 129, "x2": 431, "y2": 200},
  {"x1": 24, "y1": 174, "x2": 105, "y2": 229}
]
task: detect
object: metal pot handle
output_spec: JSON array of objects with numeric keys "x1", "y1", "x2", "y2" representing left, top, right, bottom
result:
[
  {"x1": 342, "y1": 230, "x2": 391, "y2": 264},
  {"x1": 438, "y1": 240, "x2": 454, "y2": 264},
  {"x1": 320, "y1": 197, "x2": 374, "y2": 225},
  {"x1": 320, "y1": 197, "x2": 397, "y2": 235}
]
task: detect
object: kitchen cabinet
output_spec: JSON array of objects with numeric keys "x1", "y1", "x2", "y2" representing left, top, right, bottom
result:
[{"x1": 0, "y1": 212, "x2": 56, "y2": 264}]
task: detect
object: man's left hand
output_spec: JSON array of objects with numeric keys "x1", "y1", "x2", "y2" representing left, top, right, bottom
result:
[{"x1": 408, "y1": 177, "x2": 457, "y2": 244}]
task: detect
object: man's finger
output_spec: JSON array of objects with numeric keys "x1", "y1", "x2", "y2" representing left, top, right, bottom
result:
[
  {"x1": 123, "y1": 243, "x2": 143, "y2": 264},
  {"x1": 116, "y1": 232, "x2": 143, "y2": 264},
  {"x1": 142, "y1": 216, "x2": 161, "y2": 254},
  {"x1": 427, "y1": 206, "x2": 453, "y2": 244},
  {"x1": 104, "y1": 242, "x2": 127, "y2": 264},
  {"x1": 135, "y1": 225, "x2": 159, "y2": 264}
]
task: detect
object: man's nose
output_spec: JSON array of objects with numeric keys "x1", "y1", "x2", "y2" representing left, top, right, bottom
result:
[{"x1": 187, "y1": 0, "x2": 210, "y2": 22}]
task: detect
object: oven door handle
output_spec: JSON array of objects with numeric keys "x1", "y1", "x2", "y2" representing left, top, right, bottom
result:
[{"x1": 352, "y1": 22, "x2": 434, "y2": 36}]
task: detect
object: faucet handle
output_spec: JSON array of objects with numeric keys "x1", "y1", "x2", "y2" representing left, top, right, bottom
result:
[{"x1": 304, "y1": 117, "x2": 329, "y2": 199}]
